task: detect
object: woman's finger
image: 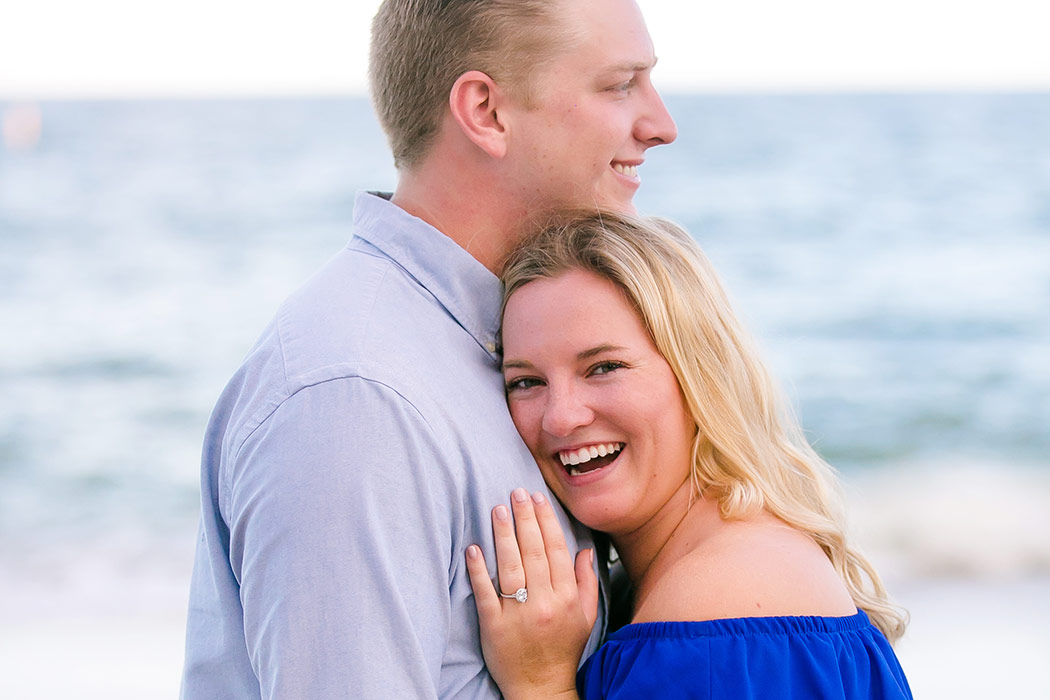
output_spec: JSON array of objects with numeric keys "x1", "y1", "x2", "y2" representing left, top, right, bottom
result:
[
  {"x1": 492, "y1": 503, "x2": 526, "y2": 597},
  {"x1": 530, "y1": 491, "x2": 575, "y2": 591},
  {"x1": 509, "y1": 487, "x2": 552, "y2": 593},
  {"x1": 575, "y1": 548, "x2": 600, "y2": 629},
  {"x1": 465, "y1": 544, "x2": 502, "y2": 621}
]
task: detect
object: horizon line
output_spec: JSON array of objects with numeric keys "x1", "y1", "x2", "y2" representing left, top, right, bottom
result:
[{"x1": 4, "y1": 83, "x2": 1050, "y2": 102}]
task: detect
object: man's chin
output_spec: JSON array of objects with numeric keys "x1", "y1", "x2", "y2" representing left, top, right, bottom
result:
[{"x1": 593, "y1": 195, "x2": 638, "y2": 216}]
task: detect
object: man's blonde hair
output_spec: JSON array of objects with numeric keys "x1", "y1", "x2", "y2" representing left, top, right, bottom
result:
[
  {"x1": 500, "y1": 210, "x2": 909, "y2": 643},
  {"x1": 369, "y1": 0, "x2": 572, "y2": 170}
]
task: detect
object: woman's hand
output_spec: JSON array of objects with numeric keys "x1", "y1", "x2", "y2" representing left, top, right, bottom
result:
[{"x1": 466, "y1": 487, "x2": 598, "y2": 700}]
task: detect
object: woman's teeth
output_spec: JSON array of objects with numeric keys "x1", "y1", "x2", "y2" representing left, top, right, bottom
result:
[
  {"x1": 613, "y1": 163, "x2": 638, "y2": 177},
  {"x1": 559, "y1": 442, "x2": 622, "y2": 467}
]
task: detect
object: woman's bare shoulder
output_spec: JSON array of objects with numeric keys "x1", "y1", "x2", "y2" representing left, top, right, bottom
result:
[{"x1": 632, "y1": 516, "x2": 857, "y2": 624}]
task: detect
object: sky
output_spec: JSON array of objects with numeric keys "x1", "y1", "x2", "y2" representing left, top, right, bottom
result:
[{"x1": 1, "y1": 0, "x2": 1048, "y2": 98}]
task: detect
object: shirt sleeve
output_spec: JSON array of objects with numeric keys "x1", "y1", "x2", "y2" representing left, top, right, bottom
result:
[{"x1": 224, "y1": 375, "x2": 461, "y2": 699}]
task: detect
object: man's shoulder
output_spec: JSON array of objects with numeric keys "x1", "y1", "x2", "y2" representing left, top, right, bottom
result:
[{"x1": 216, "y1": 240, "x2": 484, "y2": 441}]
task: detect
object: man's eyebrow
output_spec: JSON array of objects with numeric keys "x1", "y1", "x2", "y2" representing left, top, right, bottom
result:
[{"x1": 604, "y1": 56, "x2": 659, "y2": 74}]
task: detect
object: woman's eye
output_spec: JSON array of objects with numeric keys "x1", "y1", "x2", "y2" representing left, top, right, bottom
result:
[
  {"x1": 505, "y1": 376, "x2": 542, "y2": 393},
  {"x1": 590, "y1": 361, "x2": 626, "y2": 376}
]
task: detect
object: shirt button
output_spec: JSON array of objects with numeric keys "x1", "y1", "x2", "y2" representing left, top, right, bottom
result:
[{"x1": 485, "y1": 341, "x2": 497, "y2": 353}]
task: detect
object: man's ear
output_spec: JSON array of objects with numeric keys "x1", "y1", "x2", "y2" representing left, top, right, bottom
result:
[{"x1": 448, "y1": 70, "x2": 509, "y2": 159}]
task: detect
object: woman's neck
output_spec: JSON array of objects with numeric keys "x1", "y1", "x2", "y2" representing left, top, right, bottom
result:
[{"x1": 610, "y1": 482, "x2": 725, "y2": 612}]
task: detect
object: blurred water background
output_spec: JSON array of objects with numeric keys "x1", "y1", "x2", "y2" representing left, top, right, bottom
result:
[{"x1": 1, "y1": 94, "x2": 1048, "y2": 697}]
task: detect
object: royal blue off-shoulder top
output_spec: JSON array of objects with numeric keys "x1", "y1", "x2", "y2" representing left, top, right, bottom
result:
[{"x1": 577, "y1": 611, "x2": 912, "y2": 699}]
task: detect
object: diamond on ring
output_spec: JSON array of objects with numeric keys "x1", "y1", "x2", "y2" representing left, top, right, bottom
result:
[{"x1": 500, "y1": 586, "x2": 528, "y2": 603}]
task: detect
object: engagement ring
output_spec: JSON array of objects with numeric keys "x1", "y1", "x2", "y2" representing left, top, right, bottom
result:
[{"x1": 499, "y1": 587, "x2": 528, "y2": 603}]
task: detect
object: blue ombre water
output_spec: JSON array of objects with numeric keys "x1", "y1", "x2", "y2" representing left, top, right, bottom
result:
[{"x1": 1, "y1": 94, "x2": 1048, "y2": 590}]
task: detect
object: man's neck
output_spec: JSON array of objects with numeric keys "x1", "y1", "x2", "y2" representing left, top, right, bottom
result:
[{"x1": 391, "y1": 164, "x2": 531, "y2": 275}]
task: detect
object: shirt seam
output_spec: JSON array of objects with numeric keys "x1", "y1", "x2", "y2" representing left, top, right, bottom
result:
[
  {"x1": 610, "y1": 628, "x2": 866, "y2": 642},
  {"x1": 608, "y1": 617, "x2": 870, "y2": 642},
  {"x1": 220, "y1": 371, "x2": 438, "y2": 516}
]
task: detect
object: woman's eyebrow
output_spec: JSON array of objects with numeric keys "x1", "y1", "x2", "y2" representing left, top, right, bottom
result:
[
  {"x1": 502, "y1": 344, "x2": 629, "y2": 372},
  {"x1": 502, "y1": 358, "x2": 534, "y2": 372},
  {"x1": 577, "y1": 344, "x2": 628, "y2": 361}
]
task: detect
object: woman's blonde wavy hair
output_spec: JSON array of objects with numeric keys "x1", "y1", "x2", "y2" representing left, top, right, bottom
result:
[{"x1": 499, "y1": 210, "x2": 908, "y2": 643}]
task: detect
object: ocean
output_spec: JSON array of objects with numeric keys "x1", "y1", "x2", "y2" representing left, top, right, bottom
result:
[{"x1": 1, "y1": 94, "x2": 1048, "y2": 697}]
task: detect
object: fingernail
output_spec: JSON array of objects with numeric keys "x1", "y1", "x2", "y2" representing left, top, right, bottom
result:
[
  {"x1": 494, "y1": 505, "x2": 509, "y2": 521},
  {"x1": 467, "y1": 545, "x2": 479, "y2": 560},
  {"x1": 512, "y1": 487, "x2": 528, "y2": 503},
  {"x1": 531, "y1": 491, "x2": 545, "y2": 505},
  {"x1": 588, "y1": 548, "x2": 595, "y2": 565}
]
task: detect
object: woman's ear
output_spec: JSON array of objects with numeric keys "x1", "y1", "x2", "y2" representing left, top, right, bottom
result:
[{"x1": 448, "y1": 70, "x2": 509, "y2": 159}]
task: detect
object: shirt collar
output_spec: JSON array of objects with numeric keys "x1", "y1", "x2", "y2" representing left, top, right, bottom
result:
[{"x1": 350, "y1": 191, "x2": 503, "y2": 359}]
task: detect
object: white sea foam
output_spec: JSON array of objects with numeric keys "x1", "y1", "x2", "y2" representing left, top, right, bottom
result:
[
  {"x1": 2, "y1": 469, "x2": 1049, "y2": 699},
  {"x1": 844, "y1": 460, "x2": 1050, "y2": 582}
]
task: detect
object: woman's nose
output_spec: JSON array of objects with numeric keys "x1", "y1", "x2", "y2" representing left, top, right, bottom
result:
[{"x1": 541, "y1": 383, "x2": 594, "y2": 437}]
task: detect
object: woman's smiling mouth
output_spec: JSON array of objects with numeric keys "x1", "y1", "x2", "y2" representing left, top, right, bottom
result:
[{"x1": 558, "y1": 442, "x2": 624, "y2": 476}]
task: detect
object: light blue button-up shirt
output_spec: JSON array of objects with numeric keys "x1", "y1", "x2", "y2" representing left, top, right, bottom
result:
[{"x1": 181, "y1": 192, "x2": 605, "y2": 699}]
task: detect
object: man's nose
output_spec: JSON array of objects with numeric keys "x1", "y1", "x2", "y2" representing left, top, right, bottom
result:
[{"x1": 637, "y1": 86, "x2": 677, "y2": 147}]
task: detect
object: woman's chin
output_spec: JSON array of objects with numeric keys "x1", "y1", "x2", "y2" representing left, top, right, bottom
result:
[{"x1": 564, "y1": 500, "x2": 624, "y2": 537}]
